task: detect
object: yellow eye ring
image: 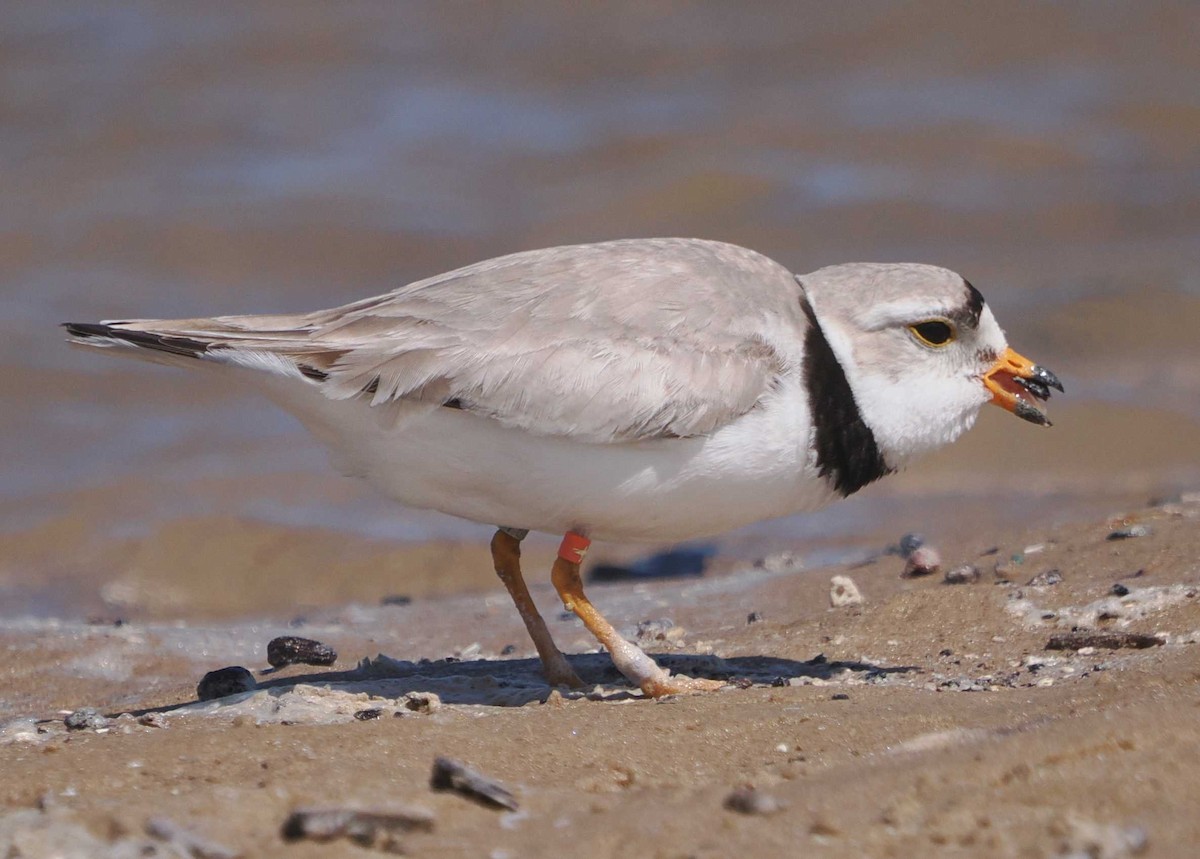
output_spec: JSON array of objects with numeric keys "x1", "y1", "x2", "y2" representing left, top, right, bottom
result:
[{"x1": 909, "y1": 319, "x2": 956, "y2": 347}]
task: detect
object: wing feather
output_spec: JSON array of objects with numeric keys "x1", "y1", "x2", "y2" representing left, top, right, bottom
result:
[{"x1": 86, "y1": 239, "x2": 806, "y2": 442}]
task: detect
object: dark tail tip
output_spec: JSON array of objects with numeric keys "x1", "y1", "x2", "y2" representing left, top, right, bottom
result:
[
  {"x1": 63, "y1": 321, "x2": 210, "y2": 358},
  {"x1": 63, "y1": 321, "x2": 114, "y2": 339}
]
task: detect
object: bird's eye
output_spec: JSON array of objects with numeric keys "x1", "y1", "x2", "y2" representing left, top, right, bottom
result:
[{"x1": 909, "y1": 320, "x2": 955, "y2": 347}]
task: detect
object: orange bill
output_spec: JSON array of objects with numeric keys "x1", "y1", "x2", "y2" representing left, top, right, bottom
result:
[{"x1": 983, "y1": 347, "x2": 1063, "y2": 426}]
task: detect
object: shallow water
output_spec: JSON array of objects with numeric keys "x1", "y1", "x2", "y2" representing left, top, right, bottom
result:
[{"x1": 2, "y1": 3, "x2": 1198, "y2": 618}]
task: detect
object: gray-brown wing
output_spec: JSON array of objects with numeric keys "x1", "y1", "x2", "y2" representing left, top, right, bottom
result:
[{"x1": 112, "y1": 239, "x2": 804, "y2": 443}]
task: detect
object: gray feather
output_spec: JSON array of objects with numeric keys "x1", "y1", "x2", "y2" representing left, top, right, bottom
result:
[{"x1": 68, "y1": 239, "x2": 804, "y2": 442}]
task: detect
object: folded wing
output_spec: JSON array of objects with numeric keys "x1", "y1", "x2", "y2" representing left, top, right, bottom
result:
[{"x1": 66, "y1": 239, "x2": 799, "y2": 443}]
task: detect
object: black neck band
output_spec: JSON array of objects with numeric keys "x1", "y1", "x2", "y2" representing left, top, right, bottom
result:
[{"x1": 799, "y1": 292, "x2": 893, "y2": 497}]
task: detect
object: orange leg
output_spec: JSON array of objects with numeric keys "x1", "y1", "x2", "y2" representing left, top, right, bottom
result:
[
  {"x1": 550, "y1": 532, "x2": 725, "y2": 697},
  {"x1": 490, "y1": 530, "x2": 584, "y2": 688}
]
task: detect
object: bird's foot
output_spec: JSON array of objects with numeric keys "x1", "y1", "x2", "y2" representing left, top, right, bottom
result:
[
  {"x1": 541, "y1": 653, "x2": 586, "y2": 689},
  {"x1": 639, "y1": 673, "x2": 727, "y2": 698}
]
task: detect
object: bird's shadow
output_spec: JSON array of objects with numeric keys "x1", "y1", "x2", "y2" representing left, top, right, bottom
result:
[{"x1": 137, "y1": 651, "x2": 920, "y2": 716}]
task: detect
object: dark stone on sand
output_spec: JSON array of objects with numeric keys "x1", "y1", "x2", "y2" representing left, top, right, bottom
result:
[
  {"x1": 267, "y1": 636, "x2": 337, "y2": 668},
  {"x1": 500, "y1": 644, "x2": 517, "y2": 655},
  {"x1": 430, "y1": 757, "x2": 518, "y2": 811},
  {"x1": 1111, "y1": 583, "x2": 1131, "y2": 596},
  {"x1": 402, "y1": 693, "x2": 441, "y2": 714},
  {"x1": 831, "y1": 692, "x2": 850, "y2": 700},
  {"x1": 723, "y1": 785, "x2": 783, "y2": 815},
  {"x1": 747, "y1": 611, "x2": 765, "y2": 624},
  {"x1": 897, "y1": 533, "x2": 925, "y2": 558},
  {"x1": 197, "y1": 666, "x2": 257, "y2": 701},
  {"x1": 64, "y1": 708, "x2": 108, "y2": 730},
  {"x1": 354, "y1": 708, "x2": 383, "y2": 721},
  {"x1": 1045, "y1": 631, "x2": 1164, "y2": 651},
  {"x1": 1107, "y1": 524, "x2": 1152, "y2": 540},
  {"x1": 381, "y1": 594, "x2": 412, "y2": 606}
]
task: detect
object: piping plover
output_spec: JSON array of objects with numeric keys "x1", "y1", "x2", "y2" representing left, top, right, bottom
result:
[{"x1": 65, "y1": 238, "x2": 1061, "y2": 696}]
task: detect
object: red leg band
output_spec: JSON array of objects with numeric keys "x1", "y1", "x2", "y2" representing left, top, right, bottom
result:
[{"x1": 558, "y1": 532, "x2": 591, "y2": 564}]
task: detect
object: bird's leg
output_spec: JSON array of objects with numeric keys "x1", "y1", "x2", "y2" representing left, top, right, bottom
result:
[
  {"x1": 490, "y1": 528, "x2": 584, "y2": 688},
  {"x1": 550, "y1": 532, "x2": 725, "y2": 697}
]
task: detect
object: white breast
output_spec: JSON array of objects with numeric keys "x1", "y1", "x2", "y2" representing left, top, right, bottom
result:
[{"x1": 260, "y1": 376, "x2": 837, "y2": 543}]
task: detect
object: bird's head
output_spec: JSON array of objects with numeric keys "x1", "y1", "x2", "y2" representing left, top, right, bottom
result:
[{"x1": 798, "y1": 263, "x2": 1061, "y2": 469}]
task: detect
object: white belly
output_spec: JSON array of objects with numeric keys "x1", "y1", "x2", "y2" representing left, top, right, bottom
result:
[{"x1": 260, "y1": 378, "x2": 838, "y2": 542}]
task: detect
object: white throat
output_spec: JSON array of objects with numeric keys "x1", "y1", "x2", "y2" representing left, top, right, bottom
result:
[{"x1": 815, "y1": 317, "x2": 983, "y2": 468}]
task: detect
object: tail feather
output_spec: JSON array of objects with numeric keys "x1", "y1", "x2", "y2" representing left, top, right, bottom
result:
[
  {"x1": 62, "y1": 318, "x2": 329, "y2": 381},
  {"x1": 63, "y1": 321, "x2": 212, "y2": 359}
]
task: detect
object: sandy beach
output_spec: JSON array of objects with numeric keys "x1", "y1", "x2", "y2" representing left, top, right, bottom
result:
[{"x1": 3, "y1": 495, "x2": 1199, "y2": 857}]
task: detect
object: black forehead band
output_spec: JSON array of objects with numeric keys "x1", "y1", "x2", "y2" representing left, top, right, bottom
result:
[{"x1": 947, "y1": 278, "x2": 986, "y2": 328}]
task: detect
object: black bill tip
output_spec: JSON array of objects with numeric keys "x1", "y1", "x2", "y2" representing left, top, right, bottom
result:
[
  {"x1": 1014, "y1": 398, "x2": 1052, "y2": 427},
  {"x1": 1031, "y1": 364, "x2": 1064, "y2": 393}
]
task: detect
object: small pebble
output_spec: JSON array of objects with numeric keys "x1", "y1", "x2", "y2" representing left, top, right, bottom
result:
[
  {"x1": 430, "y1": 757, "x2": 518, "y2": 811},
  {"x1": 145, "y1": 817, "x2": 239, "y2": 859},
  {"x1": 380, "y1": 594, "x2": 413, "y2": 606},
  {"x1": 282, "y1": 806, "x2": 434, "y2": 851},
  {"x1": 354, "y1": 708, "x2": 383, "y2": 721},
  {"x1": 897, "y1": 533, "x2": 925, "y2": 558},
  {"x1": 137, "y1": 712, "x2": 168, "y2": 728},
  {"x1": 1107, "y1": 524, "x2": 1151, "y2": 540},
  {"x1": 635, "y1": 618, "x2": 675, "y2": 641},
  {"x1": 1027, "y1": 569, "x2": 1063, "y2": 587},
  {"x1": 831, "y1": 692, "x2": 850, "y2": 701},
  {"x1": 746, "y1": 611, "x2": 765, "y2": 624},
  {"x1": 543, "y1": 689, "x2": 567, "y2": 708},
  {"x1": 267, "y1": 636, "x2": 337, "y2": 668},
  {"x1": 196, "y1": 666, "x2": 257, "y2": 702},
  {"x1": 401, "y1": 692, "x2": 442, "y2": 714},
  {"x1": 1111, "y1": 583, "x2": 1131, "y2": 597},
  {"x1": 902, "y1": 546, "x2": 941, "y2": 578},
  {"x1": 723, "y1": 785, "x2": 783, "y2": 816},
  {"x1": 500, "y1": 644, "x2": 517, "y2": 656},
  {"x1": 64, "y1": 708, "x2": 109, "y2": 731},
  {"x1": 829, "y1": 575, "x2": 864, "y2": 607},
  {"x1": 1046, "y1": 631, "x2": 1164, "y2": 651},
  {"x1": 943, "y1": 564, "x2": 980, "y2": 585}
]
